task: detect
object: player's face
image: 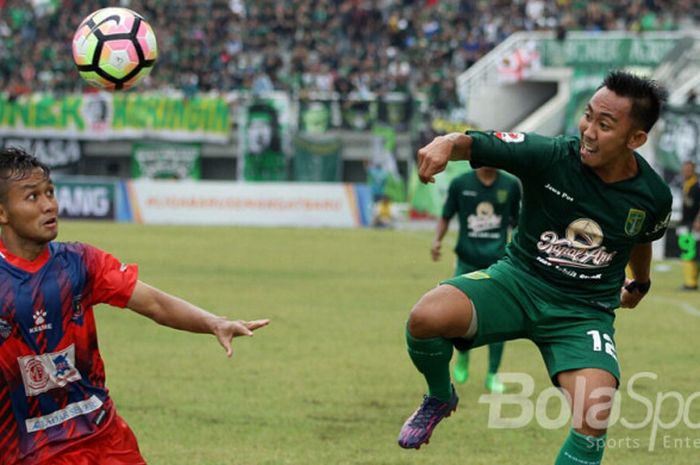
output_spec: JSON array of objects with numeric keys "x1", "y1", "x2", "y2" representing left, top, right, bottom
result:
[
  {"x1": 0, "y1": 168, "x2": 59, "y2": 246},
  {"x1": 578, "y1": 87, "x2": 647, "y2": 172}
]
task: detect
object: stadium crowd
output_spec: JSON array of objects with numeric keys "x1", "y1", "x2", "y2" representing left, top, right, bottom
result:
[{"x1": 0, "y1": 0, "x2": 698, "y2": 106}]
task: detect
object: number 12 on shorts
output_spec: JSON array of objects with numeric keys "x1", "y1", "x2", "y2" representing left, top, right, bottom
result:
[{"x1": 587, "y1": 330, "x2": 618, "y2": 361}]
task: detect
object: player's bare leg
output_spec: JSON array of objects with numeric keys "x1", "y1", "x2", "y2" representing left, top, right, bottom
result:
[{"x1": 554, "y1": 368, "x2": 616, "y2": 464}]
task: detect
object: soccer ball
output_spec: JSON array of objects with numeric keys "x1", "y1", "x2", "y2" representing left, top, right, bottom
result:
[{"x1": 72, "y1": 7, "x2": 158, "y2": 91}]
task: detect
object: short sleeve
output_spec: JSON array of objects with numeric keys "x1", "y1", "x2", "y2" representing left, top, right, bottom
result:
[
  {"x1": 468, "y1": 131, "x2": 565, "y2": 179},
  {"x1": 640, "y1": 203, "x2": 672, "y2": 243},
  {"x1": 442, "y1": 178, "x2": 459, "y2": 220},
  {"x1": 82, "y1": 245, "x2": 139, "y2": 307}
]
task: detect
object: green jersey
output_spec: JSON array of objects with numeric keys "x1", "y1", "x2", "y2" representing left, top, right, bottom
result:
[
  {"x1": 468, "y1": 131, "x2": 672, "y2": 309},
  {"x1": 442, "y1": 171, "x2": 521, "y2": 269}
]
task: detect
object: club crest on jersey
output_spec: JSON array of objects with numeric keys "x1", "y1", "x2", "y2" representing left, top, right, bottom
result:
[
  {"x1": 29, "y1": 308, "x2": 52, "y2": 334},
  {"x1": 497, "y1": 189, "x2": 509, "y2": 203},
  {"x1": 495, "y1": 132, "x2": 525, "y2": 143},
  {"x1": 624, "y1": 209, "x2": 646, "y2": 237},
  {"x1": 0, "y1": 318, "x2": 11, "y2": 341},
  {"x1": 72, "y1": 295, "x2": 85, "y2": 323}
]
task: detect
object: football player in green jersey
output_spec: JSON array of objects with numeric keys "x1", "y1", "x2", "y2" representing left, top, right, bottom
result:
[
  {"x1": 432, "y1": 167, "x2": 521, "y2": 392},
  {"x1": 398, "y1": 70, "x2": 671, "y2": 465}
]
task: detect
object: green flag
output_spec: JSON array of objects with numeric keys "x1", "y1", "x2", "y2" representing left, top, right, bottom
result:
[
  {"x1": 243, "y1": 100, "x2": 286, "y2": 181},
  {"x1": 292, "y1": 134, "x2": 342, "y2": 182}
]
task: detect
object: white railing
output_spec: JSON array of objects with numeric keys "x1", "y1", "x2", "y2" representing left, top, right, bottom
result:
[
  {"x1": 456, "y1": 30, "x2": 689, "y2": 107},
  {"x1": 456, "y1": 31, "x2": 552, "y2": 105}
]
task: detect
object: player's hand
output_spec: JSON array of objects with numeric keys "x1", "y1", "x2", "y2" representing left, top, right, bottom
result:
[
  {"x1": 619, "y1": 279, "x2": 644, "y2": 309},
  {"x1": 213, "y1": 318, "x2": 270, "y2": 357},
  {"x1": 417, "y1": 136, "x2": 453, "y2": 183},
  {"x1": 431, "y1": 240, "x2": 442, "y2": 261}
]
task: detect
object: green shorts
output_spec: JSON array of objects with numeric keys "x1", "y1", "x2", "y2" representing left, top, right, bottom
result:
[{"x1": 443, "y1": 258, "x2": 620, "y2": 386}]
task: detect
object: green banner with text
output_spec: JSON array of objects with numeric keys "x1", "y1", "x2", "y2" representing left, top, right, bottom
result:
[
  {"x1": 0, "y1": 93, "x2": 229, "y2": 142},
  {"x1": 132, "y1": 143, "x2": 201, "y2": 179},
  {"x1": 539, "y1": 36, "x2": 677, "y2": 67}
]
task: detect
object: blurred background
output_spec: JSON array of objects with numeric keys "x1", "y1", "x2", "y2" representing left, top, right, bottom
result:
[{"x1": 0, "y1": 0, "x2": 699, "y2": 251}]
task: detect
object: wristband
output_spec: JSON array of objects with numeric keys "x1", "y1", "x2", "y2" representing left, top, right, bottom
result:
[{"x1": 624, "y1": 280, "x2": 651, "y2": 294}]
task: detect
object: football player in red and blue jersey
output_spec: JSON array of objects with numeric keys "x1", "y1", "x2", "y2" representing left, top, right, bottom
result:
[{"x1": 0, "y1": 147, "x2": 270, "y2": 465}]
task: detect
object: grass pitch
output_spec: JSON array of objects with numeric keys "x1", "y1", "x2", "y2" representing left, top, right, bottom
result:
[{"x1": 59, "y1": 221, "x2": 700, "y2": 465}]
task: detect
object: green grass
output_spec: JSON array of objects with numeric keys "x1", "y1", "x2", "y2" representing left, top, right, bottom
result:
[{"x1": 58, "y1": 221, "x2": 700, "y2": 465}]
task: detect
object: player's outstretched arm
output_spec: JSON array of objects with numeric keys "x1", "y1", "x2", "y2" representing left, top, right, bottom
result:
[
  {"x1": 126, "y1": 280, "x2": 270, "y2": 357},
  {"x1": 417, "y1": 132, "x2": 473, "y2": 183},
  {"x1": 620, "y1": 242, "x2": 652, "y2": 309}
]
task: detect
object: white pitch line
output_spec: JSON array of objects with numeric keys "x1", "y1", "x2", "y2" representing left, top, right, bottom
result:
[{"x1": 648, "y1": 296, "x2": 700, "y2": 317}]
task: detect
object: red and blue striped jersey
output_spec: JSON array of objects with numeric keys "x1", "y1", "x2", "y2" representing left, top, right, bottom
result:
[{"x1": 0, "y1": 241, "x2": 138, "y2": 465}]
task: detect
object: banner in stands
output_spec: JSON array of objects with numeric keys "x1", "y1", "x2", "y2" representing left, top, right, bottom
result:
[
  {"x1": 292, "y1": 134, "x2": 342, "y2": 182},
  {"x1": 54, "y1": 179, "x2": 116, "y2": 220},
  {"x1": 564, "y1": 69, "x2": 607, "y2": 136},
  {"x1": 540, "y1": 36, "x2": 677, "y2": 67},
  {"x1": 132, "y1": 143, "x2": 201, "y2": 180},
  {"x1": 378, "y1": 93, "x2": 413, "y2": 132},
  {"x1": 240, "y1": 98, "x2": 287, "y2": 181},
  {"x1": 298, "y1": 94, "x2": 413, "y2": 132},
  {"x1": 127, "y1": 180, "x2": 372, "y2": 228},
  {"x1": 1, "y1": 138, "x2": 81, "y2": 174},
  {"x1": 654, "y1": 104, "x2": 700, "y2": 183},
  {"x1": 298, "y1": 99, "x2": 336, "y2": 133},
  {"x1": 341, "y1": 99, "x2": 376, "y2": 130},
  {"x1": 0, "y1": 93, "x2": 229, "y2": 143}
]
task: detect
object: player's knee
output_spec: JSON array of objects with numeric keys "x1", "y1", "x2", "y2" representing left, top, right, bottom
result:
[
  {"x1": 407, "y1": 302, "x2": 438, "y2": 338},
  {"x1": 572, "y1": 399, "x2": 613, "y2": 436},
  {"x1": 408, "y1": 285, "x2": 473, "y2": 339}
]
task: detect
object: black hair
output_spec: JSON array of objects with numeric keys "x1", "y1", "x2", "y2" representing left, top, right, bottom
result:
[
  {"x1": 599, "y1": 70, "x2": 668, "y2": 132},
  {"x1": 0, "y1": 147, "x2": 51, "y2": 203}
]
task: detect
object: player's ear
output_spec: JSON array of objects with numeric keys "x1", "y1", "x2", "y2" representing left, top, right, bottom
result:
[
  {"x1": 627, "y1": 129, "x2": 647, "y2": 151},
  {"x1": 0, "y1": 202, "x2": 8, "y2": 225}
]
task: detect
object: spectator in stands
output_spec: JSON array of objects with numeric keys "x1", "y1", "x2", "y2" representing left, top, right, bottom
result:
[{"x1": 0, "y1": 0, "x2": 698, "y2": 109}]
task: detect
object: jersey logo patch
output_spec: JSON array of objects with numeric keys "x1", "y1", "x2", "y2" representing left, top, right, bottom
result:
[
  {"x1": 537, "y1": 218, "x2": 616, "y2": 270},
  {"x1": 495, "y1": 132, "x2": 525, "y2": 143},
  {"x1": 649, "y1": 211, "x2": 671, "y2": 236},
  {"x1": 497, "y1": 189, "x2": 509, "y2": 203},
  {"x1": 468, "y1": 202, "x2": 503, "y2": 236},
  {"x1": 29, "y1": 308, "x2": 52, "y2": 334},
  {"x1": 463, "y1": 270, "x2": 491, "y2": 280},
  {"x1": 72, "y1": 295, "x2": 85, "y2": 323},
  {"x1": 624, "y1": 209, "x2": 646, "y2": 237},
  {"x1": 19, "y1": 344, "x2": 82, "y2": 396}
]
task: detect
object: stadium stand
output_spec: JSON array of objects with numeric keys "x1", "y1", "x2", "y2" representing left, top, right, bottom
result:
[{"x1": 1, "y1": 0, "x2": 698, "y2": 104}]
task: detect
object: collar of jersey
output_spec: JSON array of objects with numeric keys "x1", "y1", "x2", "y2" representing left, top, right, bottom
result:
[{"x1": 0, "y1": 240, "x2": 51, "y2": 273}]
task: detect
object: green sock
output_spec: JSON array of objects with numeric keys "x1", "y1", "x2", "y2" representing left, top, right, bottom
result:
[
  {"x1": 555, "y1": 429, "x2": 606, "y2": 465},
  {"x1": 405, "y1": 327, "x2": 453, "y2": 402},
  {"x1": 488, "y1": 342, "x2": 505, "y2": 374}
]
